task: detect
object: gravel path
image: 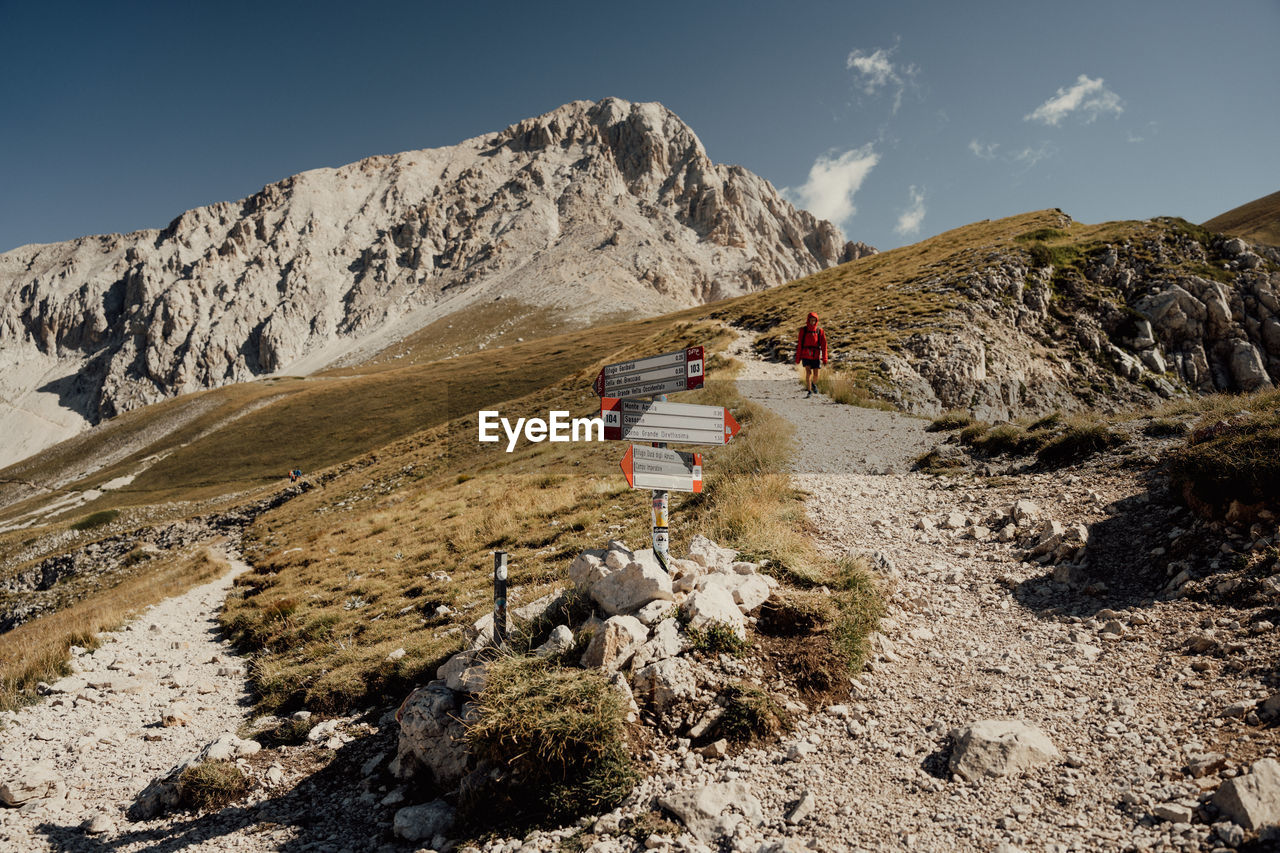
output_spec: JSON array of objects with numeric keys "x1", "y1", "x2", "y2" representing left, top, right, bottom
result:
[
  {"x1": 3, "y1": 334, "x2": 1277, "y2": 853},
  {"x1": 0, "y1": 550, "x2": 257, "y2": 850},
  {"x1": 696, "y1": 332, "x2": 1279, "y2": 852}
]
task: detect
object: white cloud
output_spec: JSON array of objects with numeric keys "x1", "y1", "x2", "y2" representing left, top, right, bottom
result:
[
  {"x1": 846, "y1": 43, "x2": 918, "y2": 113},
  {"x1": 895, "y1": 186, "x2": 926, "y2": 236},
  {"x1": 1025, "y1": 74, "x2": 1123, "y2": 126},
  {"x1": 782, "y1": 145, "x2": 879, "y2": 229},
  {"x1": 968, "y1": 139, "x2": 999, "y2": 160},
  {"x1": 1013, "y1": 142, "x2": 1056, "y2": 169}
]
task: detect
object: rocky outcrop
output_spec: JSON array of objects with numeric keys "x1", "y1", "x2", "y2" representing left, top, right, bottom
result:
[
  {"x1": 0, "y1": 98, "x2": 873, "y2": 468},
  {"x1": 870, "y1": 216, "x2": 1280, "y2": 420},
  {"x1": 393, "y1": 535, "x2": 780, "y2": 789}
]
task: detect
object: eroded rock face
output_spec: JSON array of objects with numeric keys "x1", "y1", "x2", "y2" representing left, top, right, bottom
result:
[
  {"x1": 867, "y1": 218, "x2": 1280, "y2": 420},
  {"x1": 0, "y1": 98, "x2": 873, "y2": 467}
]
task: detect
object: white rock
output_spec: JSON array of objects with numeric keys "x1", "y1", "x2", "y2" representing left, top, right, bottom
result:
[
  {"x1": 393, "y1": 800, "x2": 455, "y2": 842},
  {"x1": 1011, "y1": 500, "x2": 1041, "y2": 525},
  {"x1": 948, "y1": 720, "x2": 1060, "y2": 783},
  {"x1": 686, "y1": 535, "x2": 738, "y2": 571},
  {"x1": 570, "y1": 550, "x2": 609, "y2": 593},
  {"x1": 684, "y1": 585, "x2": 746, "y2": 636},
  {"x1": 591, "y1": 555, "x2": 675, "y2": 616},
  {"x1": 633, "y1": 658, "x2": 699, "y2": 713},
  {"x1": 580, "y1": 615, "x2": 649, "y2": 672},
  {"x1": 658, "y1": 781, "x2": 763, "y2": 843},
  {"x1": 1213, "y1": 757, "x2": 1280, "y2": 830},
  {"x1": 534, "y1": 625, "x2": 575, "y2": 658},
  {"x1": 731, "y1": 575, "x2": 771, "y2": 613},
  {"x1": 0, "y1": 764, "x2": 61, "y2": 806},
  {"x1": 630, "y1": 618, "x2": 687, "y2": 671}
]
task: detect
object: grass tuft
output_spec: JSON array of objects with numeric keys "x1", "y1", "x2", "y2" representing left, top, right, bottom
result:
[
  {"x1": 1036, "y1": 418, "x2": 1127, "y2": 466},
  {"x1": 463, "y1": 655, "x2": 637, "y2": 825},
  {"x1": 178, "y1": 760, "x2": 250, "y2": 812},
  {"x1": 717, "y1": 683, "x2": 790, "y2": 742},
  {"x1": 926, "y1": 410, "x2": 974, "y2": 432}
]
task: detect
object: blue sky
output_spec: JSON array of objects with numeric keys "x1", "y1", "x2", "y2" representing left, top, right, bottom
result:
[{"x1": 1, "y1": 0, "x2": 1277, "y2": 254}]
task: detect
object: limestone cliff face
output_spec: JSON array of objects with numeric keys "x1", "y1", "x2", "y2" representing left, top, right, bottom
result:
[
  {"x1": 0, "y1": 98, "x2": 873, "y2": 466},
  {"x1": 874, "y1": 218, "x2": 1280, "y2": 420}
]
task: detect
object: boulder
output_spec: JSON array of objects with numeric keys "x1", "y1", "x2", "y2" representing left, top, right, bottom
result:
[
  {"x1": 393, "y1": 800, "x2": 455, "y2": 842},
  {"x1": 199, "y1": 733, "x2": 261, "y2": 762},
  {"x1": 580, "y1": 615, "x2": 649, "y2": 672},
  {"x1": 1213, "y1": 757, "x2": 1280, "y2": 830},
  {"x1": 534, "y1": 625, "x2": 575, "y2": 657},
  {"x1": 687, "y1": 535, "x2": 737, "y2": 571},
  {"x1": 633, "y1": 657, "x2": 699, "y2": 713},
  {"x1": 1011, "y1": 500, "x2": 1041, "y2": 526},
  {"x1": 569, "y1": 550, "x2": 608, "y2": 593},
  {"x1": 630, "y1": 618, "x2": 687, "y2": 671},
  {"x1": 658, "y1": 781, "x2": 764, "y2": 843},
  {"x1": 394, "y1": 682, "x2": 474, "y2": 786},
  {"x1": 590, "y1": 555, "x2": 674, "y2": 616},
  {"x1": 681, "y1": 586, "x2": 746, "y2": 640},
  {"x1": 948, "y1": 720, "x2": 1060, "y2": 783},
  {"x1": 0, "y1": 764, "x2": 61, "y2": 806}
]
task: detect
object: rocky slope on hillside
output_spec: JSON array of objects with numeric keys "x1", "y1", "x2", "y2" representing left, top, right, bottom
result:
[
  {"x1": 874, "y1": 217, "x2": 1280, "y2": 420},
  {"x1": 0, "y1": 98, "x2": 872, "y2": 468}
]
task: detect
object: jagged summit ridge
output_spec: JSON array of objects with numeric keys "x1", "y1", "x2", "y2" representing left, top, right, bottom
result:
[{"x1": 0, "y1": 97, "x2": 874, "y2": 468}]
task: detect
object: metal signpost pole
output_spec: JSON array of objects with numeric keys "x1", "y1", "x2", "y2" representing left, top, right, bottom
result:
[
  {"x1": 651, "y1": 395, "x2": 669, "y2": 572},
  {"x1": 493, "y1": 551, "x2": 508, "y2": 648}
]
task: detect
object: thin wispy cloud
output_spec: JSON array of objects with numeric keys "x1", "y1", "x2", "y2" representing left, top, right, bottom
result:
[
  {"x1": 894, "y1": 186, "x2": 926, "y2": 236},
  {"x1": 846, "y1": 43, "x2": 918, "y2": 114},
  {"x1": 1013, "y1": 142, "x2": 1056, "y2": 169},
  {"x1": 968, "y1": 139, "x2": 999, "y2": 160},
  {"x1": 782, "y1": 144, "x2": 879, "y2": 230},
  {"x1": 1025, "y1": 74, "x2": 1124, "y2": 126}
]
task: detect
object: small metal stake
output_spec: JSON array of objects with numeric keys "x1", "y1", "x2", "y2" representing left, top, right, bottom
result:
[{"x1": 493, "y1": 550, "x2": 508, "y2": 647}]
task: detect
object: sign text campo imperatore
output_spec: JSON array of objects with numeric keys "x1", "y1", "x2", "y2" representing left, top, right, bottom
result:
[{"x1": 478, "y1": 410, "x2": 605, "y2": 452}]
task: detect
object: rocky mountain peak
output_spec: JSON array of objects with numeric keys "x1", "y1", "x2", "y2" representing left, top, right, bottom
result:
[{"x1": 0, "y1": 99, "x2": 873, "y2": 469}]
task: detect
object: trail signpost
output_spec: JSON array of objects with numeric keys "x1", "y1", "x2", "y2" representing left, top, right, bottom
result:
[
  {"x1": 600, "y1": 397, "x2": 740, "y2": 445},
  {"x1": 619, "y1": 444, "x2": 703, "y2": 493},
  {"x1": 592, "y1": 346, "x2": 704, "y2": 399},
  {"x1": 593, "y1": 344, "x2": 736, "y2": 571}
]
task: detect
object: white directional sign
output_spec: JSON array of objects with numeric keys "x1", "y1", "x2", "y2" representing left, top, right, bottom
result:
[
  {"x1": 620, "y1": 445, "x2": 703, "y2": 493},
  {"x1": 601, "y1": 397, "x2": 741, "y2": 446},
  {"x1": 593, "y1": 346, "x2": 704, "y2": 398}
]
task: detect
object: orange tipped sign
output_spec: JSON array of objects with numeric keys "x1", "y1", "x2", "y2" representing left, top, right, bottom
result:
[
  {"x1": 601, "y1": 398, "x2": 741, "y2": 446},
  {"x1": 620, "y1": 445, "x2": 703, "y2": 493}
]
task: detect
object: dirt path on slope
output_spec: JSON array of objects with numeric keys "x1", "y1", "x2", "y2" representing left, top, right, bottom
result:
[
  {"x1": 703, "y1": 332, "x2": 1279, "y2": 853},
  {"x1": 0, "y1": 551, "x2": 259, "y2": 850}
]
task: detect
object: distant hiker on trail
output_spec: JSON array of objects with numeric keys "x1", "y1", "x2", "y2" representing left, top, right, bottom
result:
[
  {"x1": 794, "y1": 312, "x2": 828, "y2": 398},
  {"x1": 289, "y1": 467, "x2": 302, "y2": 483}
]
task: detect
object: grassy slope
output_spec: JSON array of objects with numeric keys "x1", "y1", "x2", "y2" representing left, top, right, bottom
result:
[
  {"x1": 7, "y1": 204, "x2": 1273, "y2": 713},
  {"x1": 1202, "y1": 190, "x2": 1280, "y2": 247}
]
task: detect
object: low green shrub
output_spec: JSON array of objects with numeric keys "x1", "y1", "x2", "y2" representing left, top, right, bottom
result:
[{"x1": 926, "y1": 410, "x2": 974, "y2": 432}]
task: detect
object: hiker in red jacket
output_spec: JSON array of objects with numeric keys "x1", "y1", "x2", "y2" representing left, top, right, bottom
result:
[{"x1": 794, "y1": 311, "x2": 828, "y2": 397}]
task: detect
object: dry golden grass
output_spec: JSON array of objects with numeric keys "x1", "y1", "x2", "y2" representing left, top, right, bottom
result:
[
  {"x1": 218, "y1": 336, "x2": 882, "y2": 715},
  {"x1": 0, "y1": 546, "x2": 231, "y2": 709}
]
